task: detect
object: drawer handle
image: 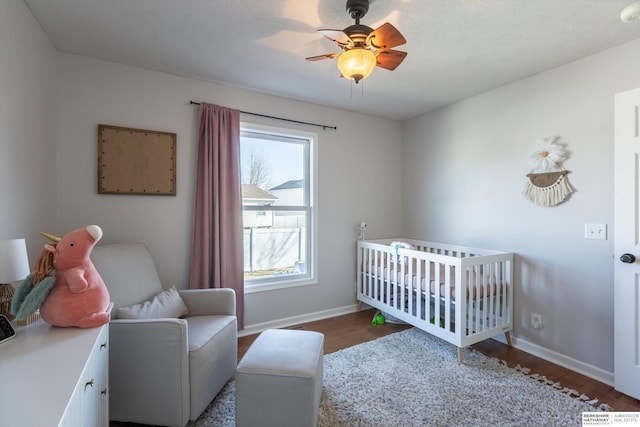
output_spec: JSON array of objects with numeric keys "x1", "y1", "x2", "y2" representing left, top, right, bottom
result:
[
  {"x1": 85, "y1": 379, "x2": 94, "y2": 390},
  {"x1": 100, "y1": 342, "x2": 107, "y2": 350},
  {"x1": 101, "y1": 389, "x2": 107, "y2": 396}
]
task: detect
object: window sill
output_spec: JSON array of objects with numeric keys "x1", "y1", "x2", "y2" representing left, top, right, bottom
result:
[{"x1": 244, "y1": 277, "x2": 317, "y2": 294}]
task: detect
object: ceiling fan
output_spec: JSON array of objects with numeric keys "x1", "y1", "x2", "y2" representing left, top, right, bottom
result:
[{"x1": 306, "y1": 0, "x2": 407, "y2": 83}]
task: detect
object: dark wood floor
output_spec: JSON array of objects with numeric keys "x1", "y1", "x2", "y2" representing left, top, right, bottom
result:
[{"x1": 240, "y1": 309, "x2": 640, "y2": 412}]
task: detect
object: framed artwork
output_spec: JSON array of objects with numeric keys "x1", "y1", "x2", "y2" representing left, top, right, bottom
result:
[{"x1": 98, "y1": 124, "x2": 176, "y2": 195}]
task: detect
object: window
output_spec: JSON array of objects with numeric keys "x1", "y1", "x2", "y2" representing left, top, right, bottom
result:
[{"x1": 240, "y1": 123, "x2": 316, "y2": 292}]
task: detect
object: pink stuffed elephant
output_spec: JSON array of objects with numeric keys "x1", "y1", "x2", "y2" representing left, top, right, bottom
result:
[{"x1": 39, "y1": 225, "x2": 111, "y2": 328}]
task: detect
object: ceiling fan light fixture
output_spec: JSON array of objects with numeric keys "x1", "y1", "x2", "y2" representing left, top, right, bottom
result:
[
  {"x1": 621, "y1": 1, "x2": 640, "y2": 22},
  {"x1": 306, "y1": 0, "x2": 406, "y2": 84},
  {"x1": 337, "y1": 48, "x2": 376, "y2": 83}
]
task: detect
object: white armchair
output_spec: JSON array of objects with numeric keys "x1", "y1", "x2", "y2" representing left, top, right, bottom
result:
[{"x1": 91, "y1": 242, "x2": 237, "y2": 427}]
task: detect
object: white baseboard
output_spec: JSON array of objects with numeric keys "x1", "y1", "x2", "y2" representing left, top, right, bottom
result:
[
  {"x1": 491, "y1": 334, "x2": 614, "y2": 386},
  {"x1": 239, "y1": 304, "x2": 361, "y2": 337},
  {"x1": 241, "y1": 307, "x2": 614, "y2": 386}
]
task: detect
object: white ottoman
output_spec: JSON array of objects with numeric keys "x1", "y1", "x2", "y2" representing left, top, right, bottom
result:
[{"x1": 235, "y1": 329, "x2": 324, "y2": 427}]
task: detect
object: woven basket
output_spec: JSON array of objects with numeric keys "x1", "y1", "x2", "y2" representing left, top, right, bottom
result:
[
  {"x1": 0, "y1": 283, "x2": 41, "y2": 325},
  {"x1": 16, "y1": 311, "x2": 41, "y2": 326},
  {"x1": 0, "y1": 284, "x2": 14, "y2": 320}
]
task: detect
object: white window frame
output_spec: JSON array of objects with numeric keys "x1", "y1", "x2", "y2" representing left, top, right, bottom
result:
[{"x1": 240, "y1": 122, "x2": 317, "y2": 294}]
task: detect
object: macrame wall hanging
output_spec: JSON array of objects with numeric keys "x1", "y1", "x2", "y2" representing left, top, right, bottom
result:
[{"x1": 522, "y1": 136, "x2": 573, "y2": 207}]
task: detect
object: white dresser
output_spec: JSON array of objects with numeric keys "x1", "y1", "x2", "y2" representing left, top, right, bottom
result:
[{"x1": 0, "y1": 320, "x2": 109, "y2": 426}]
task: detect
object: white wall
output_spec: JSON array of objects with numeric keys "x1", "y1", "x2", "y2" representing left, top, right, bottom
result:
[
  {"x1": 55, "y1": 54, "x2": 404, "y2": 327},
  {"x1": 0, "y1": 0, "x2": 58, "y2": 262},
  {"x1": 403, "y1": 38, "x2": 640, "y2": 377}
]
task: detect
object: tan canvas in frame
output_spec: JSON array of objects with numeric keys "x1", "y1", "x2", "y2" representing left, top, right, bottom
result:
[{"x1": 98, "y1": 124, "x2": 176, "y2": 195}]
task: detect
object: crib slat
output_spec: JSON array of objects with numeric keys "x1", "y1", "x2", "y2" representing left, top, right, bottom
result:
[
  {"x1": 415, "y1": 259, "x2": 422, "y2": 320},
  {"x1": 497, "y1": 261, "x2": 504, "y2": 321},
  {"x1": 481, "y1": 264, "x2": 487, "y2": 331},
  {"x1": 444, "y1": 262, "x2": 451, "y2": 332},
  {"x1": 406, "y1": 252, "x2": 413, "y2": 318},
  {"x1": 451, "y1": 258, "x2": 461, "y2": 338},
  {"x1": 475, "y1": 264, "x2": 481, "y2": 332},
  {"x1": 400, "y1": 253, "x2": 405, "y2": 312},
  {"x1": 489, "y1": 262, "x2": 495, "y2": 329},
  {"x1": 363, "y1": 247, "x2": 367, "y2": 297},
  {"x1": 388, "y1": 250, "x2": 394, "y2": 308},
  {"x1": 486, "y1": 263, "x2": 493, "y2": 329},
  {"x1": 435, "y1": 260, "x2": 442, "y2": 327},
  {"x1": 502, "y1": 259, "x2": 510, "y2": 323},
  {"x1": 497, "y1": 261, "x2": 503, "y2": 325},
  {"x1": 425, "y1": 260, "x2": 432, "y2": 324},
  {"x1": 480, "y1": 264, "x2": 486, "y2": 332},
  {"x1": 366, "y1": 249, "x2": 377, "y2": 297}
]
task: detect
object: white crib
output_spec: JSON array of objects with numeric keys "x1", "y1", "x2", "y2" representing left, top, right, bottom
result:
[{"x1": 357, "y1": 238, "x2": 514, "y2": 363}]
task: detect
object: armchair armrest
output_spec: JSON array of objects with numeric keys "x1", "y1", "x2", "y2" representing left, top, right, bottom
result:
[
  {"x1": 108, "y1": 318, "x2": 190, "y2": 426},
  {"x1": 179, "y1": 288, "x2": 236, "y2": 316}
]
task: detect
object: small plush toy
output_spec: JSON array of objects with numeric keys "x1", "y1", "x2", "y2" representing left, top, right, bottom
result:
[
  {"x1": 372, "y1": 311, "x2": 385, "y2": 326},
  {"x1": 37, "y1": 225, "x2": 111, "y2": 328}
]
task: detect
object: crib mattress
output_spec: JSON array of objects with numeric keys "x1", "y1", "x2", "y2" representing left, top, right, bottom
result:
[{"x1": 363, "y1": 260, "x2": 503, "y2": 300}]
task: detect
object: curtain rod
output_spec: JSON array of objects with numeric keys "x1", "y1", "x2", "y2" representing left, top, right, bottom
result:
[{"x1": 189, "y1": 101, "x2": 336, "y2": 130}]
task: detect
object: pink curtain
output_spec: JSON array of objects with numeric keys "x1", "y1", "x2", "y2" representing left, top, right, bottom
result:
[{"x1": 190, "y1": 102, "x2": 244, "y2": 329}]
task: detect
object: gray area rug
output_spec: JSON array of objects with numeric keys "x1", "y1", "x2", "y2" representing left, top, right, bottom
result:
[{"x1": 188, "y1": 328, "x2": 604, "y2": 427}]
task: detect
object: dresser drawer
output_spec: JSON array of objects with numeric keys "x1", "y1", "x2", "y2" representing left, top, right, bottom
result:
[{"x1": 59, "y1": 325, "x2": 109, "y2": 427}]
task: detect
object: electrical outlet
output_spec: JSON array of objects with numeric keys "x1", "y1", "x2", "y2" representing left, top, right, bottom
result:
[
  {"x1": 531, "y1": 313, "x2": 543, "y2": 330},
  {"x1": 585, "y1": 223, "x2": 607, "y2": 240}
]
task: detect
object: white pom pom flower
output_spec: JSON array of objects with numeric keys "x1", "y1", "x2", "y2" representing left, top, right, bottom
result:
[{"x1": 528, "y1": 136, "x2": 567, "y2": 171}]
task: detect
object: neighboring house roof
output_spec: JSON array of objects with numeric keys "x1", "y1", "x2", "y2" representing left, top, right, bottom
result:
[
  {"x1": 242, "y1": 184, "x2": 277, "y2": 201},
  {"x1": 270, "y1": 179, "x2": 304, "y2": 191}
]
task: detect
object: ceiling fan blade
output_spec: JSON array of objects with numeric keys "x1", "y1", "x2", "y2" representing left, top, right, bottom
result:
[
  {"x1": 375, "y1": 49, "x2": 407, "y2": 71},
  {"x1": 318, "y1": 29, "x2": 352, "y2": 47},
  {"x1": 368, "y1": 22, "x2": 406, "y2": 50},
  {"x1": 305, "y1": 53, "x2": 340, "y2": 61}
]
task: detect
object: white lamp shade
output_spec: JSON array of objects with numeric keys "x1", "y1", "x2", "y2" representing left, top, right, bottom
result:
[{"x1": 0, "y1": 238, "x2": 30, "y2": 283}]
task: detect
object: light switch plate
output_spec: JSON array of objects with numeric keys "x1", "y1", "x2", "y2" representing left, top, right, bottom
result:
[{"x1": 585, "y1": 223, "x2": 607, "y2": 240}]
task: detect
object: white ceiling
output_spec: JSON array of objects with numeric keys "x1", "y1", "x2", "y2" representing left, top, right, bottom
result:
[{"x1": 23, "y1": 0, "x2": 640, "y2": 121}]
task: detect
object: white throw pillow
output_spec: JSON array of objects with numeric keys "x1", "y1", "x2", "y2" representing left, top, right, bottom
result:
[{"x1": 116, "y1": 286, "x2": 189, "y2": 319}]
